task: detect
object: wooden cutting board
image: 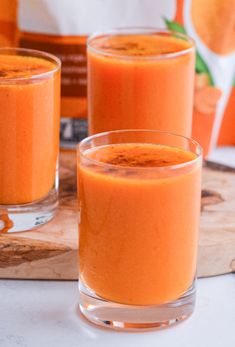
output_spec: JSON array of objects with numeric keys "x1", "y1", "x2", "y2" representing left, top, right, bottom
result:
[{"x1": 0, "y1": 151, "x2": 234, "y2": 280}]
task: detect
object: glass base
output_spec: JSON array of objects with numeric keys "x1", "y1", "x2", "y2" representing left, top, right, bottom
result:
[
  {"x1": 78, "y1": 280, "x2": 196, "y2": 331},
  {"x1": 0, "y1": 188, "x2": 58, "y2": 233}
]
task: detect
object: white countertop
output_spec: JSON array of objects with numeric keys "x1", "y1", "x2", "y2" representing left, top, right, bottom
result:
[
  {"x1": 0, "y1": 146, "x2": 234, "y2": 347},
  {"x1": 0, "y1": 275, "x2": 234, "y2": 347}
]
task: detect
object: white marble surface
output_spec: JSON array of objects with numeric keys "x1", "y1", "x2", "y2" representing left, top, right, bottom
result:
[{"x1": 0, "y1": 275, "x2": 234, "y2": 347}]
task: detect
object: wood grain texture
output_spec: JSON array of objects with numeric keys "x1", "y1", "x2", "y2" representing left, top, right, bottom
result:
[
  {"x1": 198, "y1": 161, "x2": 235, "y2": 277},
  {"x1": 0, "y1": 152, "x2": 234, "y2": 279},
  {"x1": 0, "y1": 151, "x2": 78, "y2": 280}
]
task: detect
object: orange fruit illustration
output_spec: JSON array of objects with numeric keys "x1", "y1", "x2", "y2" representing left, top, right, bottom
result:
[
  {"x1": 191, "y1": 0, "x2": 235, "y2": 55},
  {"x1": 194, "y1": 73, "x2": 222, "y2": 114}
]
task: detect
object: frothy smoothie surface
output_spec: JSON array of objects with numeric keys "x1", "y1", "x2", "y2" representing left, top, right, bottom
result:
[
  {"x1": 85, "y1": 144, "x2": 197, "y2": 168},
  {"x1": 78, "y1": 142, "x2": 201, "y2": 305},
  {"x1": 88, "y1": 33, "x2": 195, "y2": 137},
  {"x1": 0, "y1": 52, "x2": 60, "y2": 205},
  {"x1": 0, "y1": 54, "x2": 56, "y2": 79},
  {"x1": 89, "y1": 34, "x2": 192, "y2": 57}
]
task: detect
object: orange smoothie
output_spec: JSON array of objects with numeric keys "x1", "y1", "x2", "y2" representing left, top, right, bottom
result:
[
  {"x1": 0, "y1": 52, "x2": 60, "y2": 204},
  {"x1": 78, "y1": 142, "x2": 201, "y2": 305},
  {"x1": 88, "y1": 31, "x2": 195, "y2": 136}
]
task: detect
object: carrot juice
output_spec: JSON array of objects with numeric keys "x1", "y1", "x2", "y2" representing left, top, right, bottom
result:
[
  {"x1": 87, "y1": 29, "x2": 195, "y2": 137},
  {"x1": 77, "y1": 130, "x2": 202, "y2": 329},
  {"x1": 0, "y1": 48, "x2": 61, "y2": 232}
]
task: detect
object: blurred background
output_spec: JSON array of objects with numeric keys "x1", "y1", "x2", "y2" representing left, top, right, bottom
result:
[{"x1": 0, "y1": 0, "x2": 234, "y2": 163}]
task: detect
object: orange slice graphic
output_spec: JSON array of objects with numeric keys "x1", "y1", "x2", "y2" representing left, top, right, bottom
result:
[{"x1": 194, "y1": 73, "x2": 222, "y2": 114}]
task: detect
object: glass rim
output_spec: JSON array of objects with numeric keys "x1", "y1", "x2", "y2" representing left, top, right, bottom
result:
[
  {"x1": 87, "y1": 27, "x2": 195, "y2": 61},
  {"x1": 0, "y1": 47, "x2": 61, "y2": 83},
  {"x1": 78, "y1": 129, "x2": 202, "y2": 172}
]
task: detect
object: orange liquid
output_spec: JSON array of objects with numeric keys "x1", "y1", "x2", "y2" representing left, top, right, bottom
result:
[
  {"x1": 0, "y1": 54, "x2": 60, "y2": 204},
  {"x1": 88, "y1": 34, "x2": 195, "y2": 136},
  {"x1": 78, "y1": 143, "x2": 201, "y2": 305}
]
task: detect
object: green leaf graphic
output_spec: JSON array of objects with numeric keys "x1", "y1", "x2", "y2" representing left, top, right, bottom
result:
[
  {"x1": 163, "y1": 18, "x2": 186, "y2": 34},
  {"x1": 195, "y1": 52, "x2": 214, "y2": 85},
  {"x1": 164, "y1": 18, "x2": 214, "y2": 86}
]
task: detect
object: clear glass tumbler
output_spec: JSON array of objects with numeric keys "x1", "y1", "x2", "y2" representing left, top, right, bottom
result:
[
  {"x1": 77, "y1": 129, "x2": 202, "y2": 330},
  {"x1": 87, "y1": 28, "x2": 195, "y2": 137},
  {"x1": 0, "y1": 48, "x2": 61, "y2": 232}
]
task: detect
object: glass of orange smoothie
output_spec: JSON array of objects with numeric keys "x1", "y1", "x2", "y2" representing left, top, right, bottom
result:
[
  {"x1": 0, "y1": 48, "x2": 61, "y2": 232},
  {"x1": 87, "y1": 28, "x2": 195, "y2": 137},
  {"x1": 77, "y1": 129, "x2": 202, "y2": 330}
]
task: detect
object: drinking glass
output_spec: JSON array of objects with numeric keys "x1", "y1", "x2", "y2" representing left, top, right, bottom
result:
[
  {"x1": 0, "y1": 48, "x2": 61, "y2": 232},
  {"x1": 77, "y1": 129, "x2": 202, "y2": 330},
  {"x1": 87, "y1": 28, "x2": 195, "y2": 137}
]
